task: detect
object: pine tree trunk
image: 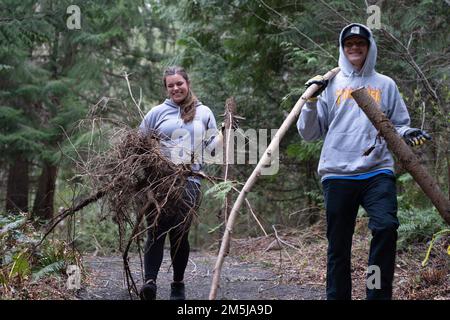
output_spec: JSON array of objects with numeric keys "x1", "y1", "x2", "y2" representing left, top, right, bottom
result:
[
  {"x1": 32, "y1": 162, "x2": 58, "y2": 221},
  {"x1": 351, "y1": 87, "x2": 450, "y2": 224},
  {"x1": 447, "y1": 153, "x2": 450, "y2": 200},
  {"x1": 219, "y1": 97, "x2": 237, "y2": 255},
  {"x1": 5, "y1": 154, "x2": 29, "y2": 213}
]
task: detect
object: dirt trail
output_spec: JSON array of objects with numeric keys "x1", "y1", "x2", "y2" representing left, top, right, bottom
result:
[{"x1": 77, "y1": 250, "x2": 325, "y2": 300}]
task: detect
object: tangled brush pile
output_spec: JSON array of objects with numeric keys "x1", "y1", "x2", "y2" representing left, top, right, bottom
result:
[
  {"x1": 40, "y1": 129, "x2": 202, "y2": 298},
  {"x1": 89, "y1": 130, "x2": 196, "y2": 249}
]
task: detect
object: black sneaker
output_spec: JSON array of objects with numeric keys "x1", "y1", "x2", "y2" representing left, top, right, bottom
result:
[
  {"x1": 140, "y1": 280, "x2": 157, "y2": 300},
  {"x1": 170, "y1": 282, "x2": 185, "y2": 300}
]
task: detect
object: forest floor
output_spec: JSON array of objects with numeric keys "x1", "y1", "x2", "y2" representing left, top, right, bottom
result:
[
  {"x1": 7, "y1": 218, "x2": 448, "y2": 300},
  {"x1": 74, "y1": 218, "x2": 448, "y2": 300},
  {"x1": 75, "y1": 249, "x2": 324, "y2": 300}
]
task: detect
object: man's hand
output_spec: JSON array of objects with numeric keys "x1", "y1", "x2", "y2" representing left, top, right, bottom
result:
[
  {"x1": 403, "y1": 128, "x2": 432, "y2": 147},
  {"x1": 305, "y1": 75, "x2": 329, "y2": 98}
]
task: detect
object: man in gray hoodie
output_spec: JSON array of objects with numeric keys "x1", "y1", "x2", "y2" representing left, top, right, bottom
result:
[{"x1": 297, "y1": 23, "x2": 431, "y2": 300}]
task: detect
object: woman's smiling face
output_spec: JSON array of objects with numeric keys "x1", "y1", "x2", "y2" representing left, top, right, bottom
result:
[{"x1": 165, "y1": 74, "x2": 189, "y2": 104}]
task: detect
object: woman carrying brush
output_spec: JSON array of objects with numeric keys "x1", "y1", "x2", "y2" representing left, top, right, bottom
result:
[{"x1": 138, "y1": 66, "x2": 221, "y2": 300}]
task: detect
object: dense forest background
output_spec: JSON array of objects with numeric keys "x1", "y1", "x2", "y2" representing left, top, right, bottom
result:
[{"x1": 0, "y1": 0, "x2": 448, "y2": 299}]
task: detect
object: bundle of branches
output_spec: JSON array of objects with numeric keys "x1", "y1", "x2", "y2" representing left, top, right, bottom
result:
[
  {"x1": 40, "y1": 129, "x2": 200, "y2": 298},
  {"x1": 91, "y1": 130, "x2": 194, "y2": 248}
]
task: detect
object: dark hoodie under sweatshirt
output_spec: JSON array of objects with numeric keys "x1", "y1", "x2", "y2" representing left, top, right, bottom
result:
[{"x1": 297, "y1": 23, "x2": 411, "y2": 181}]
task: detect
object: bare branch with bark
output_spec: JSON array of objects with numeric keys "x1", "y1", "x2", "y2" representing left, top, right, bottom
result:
[{"x1": 351, "y1": 87, "x2": 450, "y2": 224}]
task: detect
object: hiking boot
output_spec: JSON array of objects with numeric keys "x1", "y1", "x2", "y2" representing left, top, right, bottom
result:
[
  {"x1": 170, "y1": 282, "x2": 185, "y2": 300},
  {"x1": 140, "y1": 280, "x2": 157, "y2": 300}
]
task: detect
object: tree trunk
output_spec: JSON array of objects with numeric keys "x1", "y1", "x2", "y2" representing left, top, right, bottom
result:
[
  {"x1": 31, "y1": 28, "x2": 61, "y2": 223},
  {"x1": 351, "y1": 87, "x2": 450, "y2": 224},
  {"x1": 447, "y1": 153, "x2": 450, "y2": 200},
  {"x1": 218, "y1": 97, "x2": 237, "y2": 254},
  {"x1": 32, "y1": 162, "x2": 58, "y2": 221},
  {"x1": 5, "y1": 155, "x2": 29, "y2": 213}
]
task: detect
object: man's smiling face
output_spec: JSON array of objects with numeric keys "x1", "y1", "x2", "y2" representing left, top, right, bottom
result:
[{"x1": 343, "y1": 36, "x2": 369, "y2": 70}]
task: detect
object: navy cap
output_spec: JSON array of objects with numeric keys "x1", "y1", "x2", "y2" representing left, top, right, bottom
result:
[{"x1": 341, "y1": 24, "x2": 370, "y2": 45}]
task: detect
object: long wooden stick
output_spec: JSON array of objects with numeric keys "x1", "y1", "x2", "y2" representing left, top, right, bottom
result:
[
  {"x1": 221, "y1": 97, "x2": 237, "y2": 255},
  {"x1": 351, "y1": 88, "x2": 450, "y2": 224},
  {"x1": 208, "y1": 67, "x2": 341, "y2": 300}
]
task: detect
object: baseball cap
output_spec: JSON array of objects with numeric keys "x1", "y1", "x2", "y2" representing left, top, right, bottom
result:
[{"x1": 341, "y1": 24, "x2": 370, "y2": 46}]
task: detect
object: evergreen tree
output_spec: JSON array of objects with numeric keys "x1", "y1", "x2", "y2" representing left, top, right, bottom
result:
[{"x1": 0, "y1": 0, "x2": 176, "y2": 220}]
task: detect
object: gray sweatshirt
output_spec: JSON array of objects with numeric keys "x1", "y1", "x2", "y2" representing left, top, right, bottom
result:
[
  {"x1": 297, "y1": 23, "x2": 411, "y2": 181},
  {"x1": 139, "y1": 99, "x2": 218, "y2": 184}
]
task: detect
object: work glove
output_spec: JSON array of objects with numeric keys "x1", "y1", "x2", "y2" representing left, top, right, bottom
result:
[
  {"x1": 305, "y1": 75, "x2": 328, "y2": 98},
  {"x1": 403, "y1": 128, "x2": 432, "y2": 147}
]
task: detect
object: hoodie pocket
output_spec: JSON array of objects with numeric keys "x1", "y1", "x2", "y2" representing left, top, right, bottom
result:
[
  {"x1": 320, "y1": 131, "x2": 393, "y2": 174},
  {"x1": 320, "y1": 133, "x2": 371, "y2": 171},
  {"x1": 326, "y1": 132, "x2": 369, "y2": 153}
]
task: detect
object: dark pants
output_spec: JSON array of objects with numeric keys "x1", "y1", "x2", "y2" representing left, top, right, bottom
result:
[
  {"x1": 322, "y1": 174, "x2": 399, "y2": 300},
  {"x1": 143, "y1": 180, "x2": 201, "y2": 283}
]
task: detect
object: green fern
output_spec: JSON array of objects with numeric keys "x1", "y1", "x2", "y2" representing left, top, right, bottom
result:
[
  {"x1": 31, "y1": 260, "x2": 66, "y2": 283},
  {"x1": 204, "y1": 181, "x2": 234, "y2": 201},
  {"x1": 397, "y1": 208, "x2": 447, "y2": 249}
]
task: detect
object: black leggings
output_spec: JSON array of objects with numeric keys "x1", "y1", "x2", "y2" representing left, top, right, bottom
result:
[{"x1": 143, "y1": 180, "x2": 201, "y2": 282}]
